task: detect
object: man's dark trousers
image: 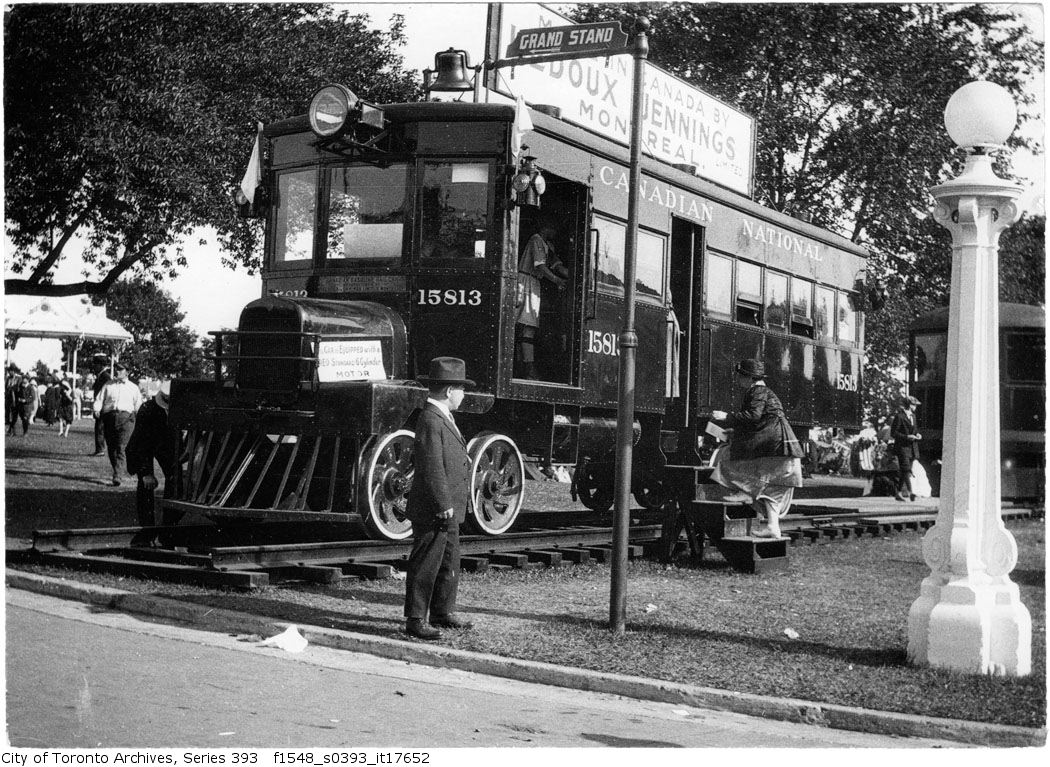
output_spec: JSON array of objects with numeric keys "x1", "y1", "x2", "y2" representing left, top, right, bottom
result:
[
  {"x1": 135, "y1": 475, "x2": 175, "y2": 527},
  {"x1": 94, "y1": 413, "x2": 106, "y2": 453},
  {"x1": 404, "y1": 517, "x2": 460, "y2": 621},
  {"x1": 102, "y1": 411, "x2": 134, "y2": 477}
]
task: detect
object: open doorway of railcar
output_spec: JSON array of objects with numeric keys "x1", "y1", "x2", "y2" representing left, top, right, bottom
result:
[{"x1": 514, "y1": 172, "x2": 588, "y2": 386}]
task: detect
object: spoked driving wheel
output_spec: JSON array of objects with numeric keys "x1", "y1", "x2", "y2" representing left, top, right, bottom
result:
[
  {"x1": 360, "y1": 430, "x2": 415, "y2": 540},
  {"x1": 466, "y1": 433, "x2": 525, "y2": 535},
  {"x1": 573, "y1": 458, "x2": 613, "y2": 515}
]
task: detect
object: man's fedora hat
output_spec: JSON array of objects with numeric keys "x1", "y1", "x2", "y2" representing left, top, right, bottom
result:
[
  {"x1": 903, "y1": 394, "x2": 921, "y2": 406},
  {"x1": 419, "y1": 357, "x2": 475, "y2": 388},
  {"x1": 735, "y1": 359, "x2": 765, "y2": 378}
]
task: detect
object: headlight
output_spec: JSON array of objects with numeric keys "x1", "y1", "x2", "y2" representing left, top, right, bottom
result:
[{"x1": 309, "y1": 84, "x2": 358, "y2": 138}]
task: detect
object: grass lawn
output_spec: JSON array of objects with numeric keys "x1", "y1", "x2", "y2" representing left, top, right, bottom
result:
[{"x1": 5, "y1": 420, "x2": 1047, "y2": 728}]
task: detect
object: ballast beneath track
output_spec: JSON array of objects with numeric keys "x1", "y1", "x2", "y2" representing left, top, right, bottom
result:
[
  {"x1": 23, "y1": 514, "x2": 664, "y2": 590},
  {"x1": 17, "y1": 504, "x2": 1036, "y2": 590}
]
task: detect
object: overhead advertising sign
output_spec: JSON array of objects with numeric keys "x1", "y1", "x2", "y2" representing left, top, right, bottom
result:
[
  {"x1": 491, "y1": 3, "x2": 755, "y2": 196},
  {"x1": 505, "y1": 21, "x2": 628, "y2": 58}
]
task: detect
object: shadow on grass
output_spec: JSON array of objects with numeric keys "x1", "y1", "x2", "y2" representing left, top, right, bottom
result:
[
  {"x1": 6, "y1": 468, "x2": 116, "y2": 486},
  {"x1": 5, "y1": 488, "x2": 135, "y2": 537},
  {"x1": 131, "y1": 584, "x2": 908, "y2": 670},
  {"x1": 1012, "y1": 567, "x2": 1046, "y2": 589}
]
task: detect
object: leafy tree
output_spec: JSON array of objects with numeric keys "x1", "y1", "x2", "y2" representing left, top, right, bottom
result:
[
  {"x1": 574, "y1": 3, "x2": 1042, "y2": 418},
  {"x1": 5, "y1": 4, "x2": 421, "y2": 296},
  {"x1": 81, "y1": 279, "x2": 206, "y2": 379},
  {"x1": 998, "y1": 214, "x2": 1045, "y2": 306}
]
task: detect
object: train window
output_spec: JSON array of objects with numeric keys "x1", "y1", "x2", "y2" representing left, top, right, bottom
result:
[
  {"x1": 593, "y1": 218, "x2": 665, "y2": 300},
  {"x1": 814, "y1": 286, "x2": 835, "y2": 340},
  {"x1": 1005, "y1": 333, "x2": 1045, "y2": 382},
  {"x1": 637, "y1": 230, "x2": 666, "y2": 300},
  {"x1": 765, "y1": 271, "x2": 789, "y2": 331},
  {"x1": 835, "y1": 289, "x2": 852, "y2": 344},
  {"x1": 1008, "y1": 388, "x2": 1045, "y2": 431},
  {"x1": 790, "y1": 278, "x2": 814, "y2": 338},
  {"x1": 704, "y1": 253, "x2": 733, "y2": 316},
  {"x1": 325, "y1": 164, "x2": 409, "y2": 260},
  {"x1": 419, "y1": 161, "x2": 491, "y2": 260},
  {"x1": 594, "y1": 217, "x2": 626, "y2": 289},
  {"x1": 837, "y1": 292, "x2": 856, "y2": 345},
  {"x1": 913, "y1": 333, "x2": 947, "y2": 383},
  {"x1": 273, "y1": 169, "x2": 318, "y2": 263},
  {"x1": 735, "y1": 261, "x2": 762, "y2": 326}
]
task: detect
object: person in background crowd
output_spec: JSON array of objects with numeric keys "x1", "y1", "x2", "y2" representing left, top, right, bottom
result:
[
  {"x1": 710, "y1": 359, "x2": 806, "y2": 538},
  {"x1": 6, "y1": 372, "x2": 26, "y2": 435},
  {"x1": 126, "y1": 381, "x2": 180, "y2": 547},
  {"x1": 855, "y1": 419, "x2": 878, "y2": 494},
  {"x1": 34, "y1": 378, "x2": 47, "y2": 422},
  {"x1": 891, "y1": 395, "x2": 923, "y2": 502},
  {"x1": 403, "y1": 357, "x2": 476, "y2": 640},
  {"x1": 90, "y1": 356, "x2": 111, "y2": 455},
  {"x1": 72, "y1": 380, "x2": 84, "y2": 420},
  {"x1": 93, "y1": 362, "x2": 142, "y2": 486},
  {"x1": 19, "y1": 376, "x2": 40, "y2": 434},
  {"x1": 57, "y1": 379, "x2": 75, "y2": 437},
  {"x1": 43, "y1": 376, "x2": 61, "y2": 427}
]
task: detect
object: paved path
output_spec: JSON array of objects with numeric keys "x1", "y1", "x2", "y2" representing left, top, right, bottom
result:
[{"x1": 5, "y1": 589, "x2": 954, "y2": 749}]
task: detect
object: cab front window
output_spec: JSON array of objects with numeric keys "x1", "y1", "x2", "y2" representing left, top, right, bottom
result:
[
  {"x1": 419, "y1": 161, "x2": 491, "y2": 260},
  {"x1": 325, "y1": 164, "x2": 409, "y2": 260},
  {"x1": 273, "y1": 169, "x2": 318, "y2": 263}
]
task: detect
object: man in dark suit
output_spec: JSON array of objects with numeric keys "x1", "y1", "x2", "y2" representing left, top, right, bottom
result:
[
  {"x1": 90, "y1": 355, "x2": 111, "y2": 455},
  {"x1": 126, "y1": 381, "x2": 180, "y2": 547},
  {"x1": 891, "y1": 395, "x2": 923, "y2": 501},
  {"x1": 403, "y1": 357, "x2": 476, "y2": 640}
]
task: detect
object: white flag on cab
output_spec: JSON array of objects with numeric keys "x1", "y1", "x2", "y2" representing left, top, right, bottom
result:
[
  {"x1": 239, "y1": 122, "x2": 264, "y2": 203},
  {"x1": 512, "y1": 96, "x2": 533, "y2": 159}
]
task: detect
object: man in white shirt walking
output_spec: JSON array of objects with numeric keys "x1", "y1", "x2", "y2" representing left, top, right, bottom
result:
[{"x1": 93, "y1": 362, "x2": 142, "y2": 486}]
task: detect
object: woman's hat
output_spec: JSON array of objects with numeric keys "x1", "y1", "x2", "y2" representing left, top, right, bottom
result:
[
  {"x1": 418, "y1": 357, "x2": 475, "y2": 388},
  {"x1": 735, "y1": 359, "x2": 765, "y2": 378}
]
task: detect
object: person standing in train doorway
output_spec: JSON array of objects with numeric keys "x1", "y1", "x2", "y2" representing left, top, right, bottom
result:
[
  {"x1": 403, "y1": 357, "x2": 476, "y2": 641},
  {"x1": 890, "y1": 395, "x2": 923, "y2": 501},
  {"x1": 710, "y1": 359, "x2": 806, "y2": 538},
  {"x1": 515, "y1": 220, "x2": 568, "y2": 379}
]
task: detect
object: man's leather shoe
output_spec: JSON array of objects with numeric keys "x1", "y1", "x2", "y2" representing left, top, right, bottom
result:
[
  {"x1": 430, "y1": 614, "x2": 473, "y2": 630},
  {"x1": 405, "y1": 619, "x2": 441, "y2": 640}
]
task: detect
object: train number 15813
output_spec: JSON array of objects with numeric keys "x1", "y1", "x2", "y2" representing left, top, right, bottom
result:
[
  {"x1": 586, "y1": 330, "x2": 619, "y2": 357},
  {"x1": 416, "y1": 289, "x2": 481, "y2": 306}
]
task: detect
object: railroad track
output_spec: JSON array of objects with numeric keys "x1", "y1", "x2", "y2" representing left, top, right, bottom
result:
[
  {"x1": 21, "y1": 516, "x2": 663, "y2": 590},
  {"x1": 13, "y1": 505, "x2": 1035, "y2": 590}
]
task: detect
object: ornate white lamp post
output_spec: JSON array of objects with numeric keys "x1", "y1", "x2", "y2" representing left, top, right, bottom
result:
[{"x1": 907, "y1": 81, "x2": 1031, "y2": 676}]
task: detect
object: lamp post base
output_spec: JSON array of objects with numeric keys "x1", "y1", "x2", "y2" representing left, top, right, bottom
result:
[{"x1": 908, "y1": 575, "x2": 1032, "y2": 676}]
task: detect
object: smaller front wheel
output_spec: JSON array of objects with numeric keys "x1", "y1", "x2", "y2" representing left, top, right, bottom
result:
[
  {"x1": 466, "y1": 433, "x2": 525, "y2": 535},
  {"x1": 360, "y1": 430, "x2": 415, "y2": 541}
]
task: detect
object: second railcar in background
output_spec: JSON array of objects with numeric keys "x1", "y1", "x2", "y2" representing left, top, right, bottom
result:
[
  {"x1": 166, "y1": 80, "x2": 869, "y2": 541},
  {"x1": 909, "y1": 302, "x2": 1045, "y2": 502}
]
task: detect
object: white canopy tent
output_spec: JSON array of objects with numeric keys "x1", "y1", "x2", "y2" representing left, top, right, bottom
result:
[{"x1": 4, "y1": 295, "x2": 133, "y2": 379}]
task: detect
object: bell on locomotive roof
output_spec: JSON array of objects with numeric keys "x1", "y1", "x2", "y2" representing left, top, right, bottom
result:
[{"x1": 427, "y1": 48, "x2": 475, "y2": 93}]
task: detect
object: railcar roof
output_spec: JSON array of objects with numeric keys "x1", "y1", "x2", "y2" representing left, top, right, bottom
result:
[
  {"x1": 262, "y1": 99, "x2": 865, "y2": 258},
  {"x1": 910, "y1": 302, "x2": 1045, "y2": 331}
]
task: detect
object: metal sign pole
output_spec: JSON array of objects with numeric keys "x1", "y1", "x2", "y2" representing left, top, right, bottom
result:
[{"x1": 609, "y1": 17, "x2": 650, "y2": 635}]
